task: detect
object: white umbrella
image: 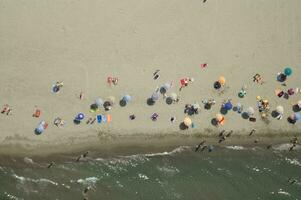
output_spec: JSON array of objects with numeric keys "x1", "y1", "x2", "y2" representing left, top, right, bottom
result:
[
  {"x1": 170, "y1": 93, "x2": 178, "y2": 101},
  {"x1": 276, "y1": 106, "x2": 284, "y2": 114},
  {"x1": 151, "y1": 92, "x2": 159, "y2": 101},
  {"x1": 95, "y1": 98, "x2": 104, "y2": 107},
  {"x1": 107, "y1": 96, "x2": 115, "y2": 105},
  {"x1": 298, "y1": 100, "x2": 301, "y2": 108},
  {"x1": 246, "y1": 107, "x2": 255, "y2": 116},
  {"x1": 192, "y1": 103, "x2": 200, "y2": 110}
]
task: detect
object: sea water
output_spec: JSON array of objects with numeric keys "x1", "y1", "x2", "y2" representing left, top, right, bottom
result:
[{"x1": 0, "y1": 145, "x2": 300, "y2": 200}]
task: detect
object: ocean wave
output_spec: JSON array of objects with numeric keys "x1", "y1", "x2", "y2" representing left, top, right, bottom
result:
[
  {"x1": 225, "y1": 145, "x2": 245, "y2": 150},
  {"x1": 273, "y1": 144, "x2": 301, "y2": 151},
  {"x1": 3, "y1": 192, "x2": 24, "y2": 200},
  {"x1": 145, "y1": 146, "x2": 190, "y2": 157},
  {"x1": 277, "y1": 189, "x2": 291, "y2": 196},
  {"x1": 285, "y1": 157, "x2": 301, "y2": 167},
  {"x1": 12, "y1": 174, "x2": 58, "y2": 186},
  {"x1": 76, "y1": 177, "x2": 99, "y2": 186}
]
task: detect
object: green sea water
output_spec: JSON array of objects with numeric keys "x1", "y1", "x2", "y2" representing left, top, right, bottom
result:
[{"x1": 0, "y1": 144, "x2": 300, "y2": 200}]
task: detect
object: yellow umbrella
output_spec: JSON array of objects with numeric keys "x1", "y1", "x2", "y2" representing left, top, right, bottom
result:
[
  {"x1": 183, "y1": 117, "x2": 192, "y2": 127},
  {"x1": 218, "y1": 76, "x2": 226, "y2": 85},
  {"x1": 256, "y1": 96, "x2": 262, "y2": 100}
]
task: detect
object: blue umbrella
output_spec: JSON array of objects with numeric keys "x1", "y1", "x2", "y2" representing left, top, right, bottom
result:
[
  {"x1": 122, "y1": 95, "x2": 132, "y2": 103},
  {"x1": 76, "y1": 113, "x2": 85, "y2": 121},
  {"x1": 224, "y1": 101, "x2": 233, "y2": 110},
  {"x1": 294, "y1": 113, "x2": 301, "y2": 121},
  {"x1": 284, "y1": 67, "x2": 292, "y2": 76}
]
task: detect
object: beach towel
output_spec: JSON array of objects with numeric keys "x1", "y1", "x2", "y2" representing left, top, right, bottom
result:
[
  {"x1": 97, "y1": 115, "x2": 102, "y2": 123},
  {"x1": 107, "y1": 114, "x2": 112, "y2": 123},
  {"x1": 180, "y1": 78, "x2": 188, "y2": 87},
  {"x1": 102, "y1": 115, "x2": 107, "y2": 123}
]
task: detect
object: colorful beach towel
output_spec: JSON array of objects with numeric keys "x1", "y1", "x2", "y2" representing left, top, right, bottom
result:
[
  {"x1": 102, "y1": 115, "x2": 107, "y2": 123},
  {"x1": 97, "y1": 115, "x2": 102, "y2": 123},
  {"x1": 107, "y1": 114, "x2": 111, "y2": 123}
]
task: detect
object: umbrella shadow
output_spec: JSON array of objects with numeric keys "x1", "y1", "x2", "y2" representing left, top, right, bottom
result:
[
  {"x1": 213, "y1": 81, "x2": 221, "y2": 90},
  {"x1": 271, "y1": 110, "x2": 279, "y2": 118},
  {"x1": 211, "y1": 118, "x2": 218, "y2": 126},
  {"x1": 233, "y1": 106, "x2": 238, "y2": 112},
  {"x1": 287, "y1": 117, "x2": 296, "y2": 124},
  {"x1": 220, "y1": 107, "x2": 228, "y2": 115},
  {"x1": 292, "y1": 104, "x2": 301, "y2": 112},
  {"x1": 204, "y1": 104, "x2": 211, "y2": 110},
  {"x1": 160, "y1": 87, "x2": 167, "y2": 95},
  {"x1": 147, "y1": 98, "x2": 155, "y2": 106},
  {"x1": 73, "y1": 119, "x2": 81, "y2": 125},
  {"x1": 179, "y1": 122, "x2": 188, "y2": 130},
  {"x1": 166, "y1": 97, "x2": 173, "y2": 105},
  {"x1": 119, "y1": 100, "x2": 127, "y2": 107},
  {"x1": 241, "y1": 112, "x2": 249, "y2": 119}
]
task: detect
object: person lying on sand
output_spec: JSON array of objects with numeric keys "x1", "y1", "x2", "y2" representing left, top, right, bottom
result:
[
  {"x1": 153, "y1": 70, "x2": 160, "y2": 80},
  {"x1": 253, "y1": 74, "x2": 265, "y2": 84}
]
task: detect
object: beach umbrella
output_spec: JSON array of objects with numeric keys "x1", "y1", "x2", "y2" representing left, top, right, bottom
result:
[
  {"x1": 246, "y1": 107, "x2": 255, "y2": 116},
  {"x1": 294, "y1": 113, "x2": 301, "y2": 121},
  {"x1": 284, "y1": 67, "x2": 292, "y2": 76},
  {"x1": 95, "y1": 98, "x2": 104, "y2": 107},
  {"x1": 76, "y1": 113, "x2": 85, "y2": 121},
  {"x1": 183, "y1": 117, "x2": 192, "y2": 127},
  {"x1": 218, "y1": 76, "x2": 226, "y2": 85},
  {"x1": 107, "y1": 96, "x2": 115, "y2": 105},
  {"x1": 151, "y1": 92, "x2": 160, "y2": 101},
  {"x1": 170, "y1": 93, "x2": 178, "y2": 101},
  {"x1": 216, "y1": 114, "x2": 223, "y2": 122},
  {"x1": 297, "y1": 100, "x2": 301, "y2": 108},
  {"x1": 223, "y1": 101, "x2": 233, "y2": 110},
  {"x1": 122, "y1": 95, "x2": 132, "y2": 103},
  {"x1": 192, "y1": 103, "x2": 200, "y2": 109},
  {"x1": 238, "y1": 90, "x2": 246, "y2": 98},
  {"x1": 276, "y1": 106, "x2": 284, "y2": 114}
]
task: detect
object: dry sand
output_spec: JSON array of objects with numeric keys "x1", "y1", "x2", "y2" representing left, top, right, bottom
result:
[{"x1": 0, "y1": 0, "x2": 300, "y2": 155}]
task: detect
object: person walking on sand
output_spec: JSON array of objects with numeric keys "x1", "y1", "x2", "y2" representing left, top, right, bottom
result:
[
  {"x1": 79, "y1": 91, "x2": 84, "y2": 100},
  {"x1": 249, "y1": 129, "x2": 256, "y2": 136},
  {"x1": 47, "y1": 162, "x2": 55, "y2": 168}
]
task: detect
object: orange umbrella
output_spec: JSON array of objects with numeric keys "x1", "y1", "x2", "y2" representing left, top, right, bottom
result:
[
  {"x1": 218, "y1": 76, "x2": 226, "y2": 85},
  {"x1": 216, "y1": 114, "x2": 225, "y2": 125}
]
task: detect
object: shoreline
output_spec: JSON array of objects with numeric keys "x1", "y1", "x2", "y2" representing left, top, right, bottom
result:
[{"x1": 1, "y1": 130, "x2": 300, "y2": 157}]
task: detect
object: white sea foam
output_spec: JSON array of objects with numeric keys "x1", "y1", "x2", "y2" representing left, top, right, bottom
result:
[
  {"x1": 12, "y1": 174, "x2": 58, "y2": 186},
  {"x1": 277, "y1": 189, "x2": 291, "y2": 196},
  {"x1": 3, "y1": 192, "x2": 24, "y2": 200},
  {"x1": 273, "y1": 143, "x2": 301, "y2": 151},
  {"x1": 157, "y1": 165, "x2": 180, "y2": 175},
  {"x1": 23, "y1": 157, "x2": 34, "y2": 164},
  {"x1": 226, "y1": 145, "x2": 245, "y2": 150},
  {"x1": 285, "y1": 157, "x2": 301, "y2": 167},
  {"x1": 138, "y1": 173, "x2": 149, "y2": 180},
  {"x1": 145, "y1": 146, "x2": 190, "y2": 157},
  {"x1": 76, "y1": 177, "x2": 99, "y2": 185}
]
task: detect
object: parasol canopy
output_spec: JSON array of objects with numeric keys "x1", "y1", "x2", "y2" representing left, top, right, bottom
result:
[
  {"x1": 284, "y1": 67, "x2": 292, "y2": 76},
  {"x1": 246, "y1": 107, "x2": 255, "y2": 116},
  {"x1": 216, "y1": 113, "x2": 223, "y2": 122},
  {"x1": 218, "y1": 76, "x2": 226, "y2": 85},
  {"x1": 183, "y1": 117, "x2": 192, "y2": 127},
  {"x1": 95, "y1": 98, "x2": 104, "y2": 107},
  {"x1": 297, "y1": 100, "x2": 301, "y2": 108},
  {"x1": 122, "y1": 95, "x2": 132, "y2": 103},
  {"x1": 170, "y1": 93, "x2": 178, "y2": 101},
  {"x1": 76, "y1": 113, "x2": 85, "y2": 121},
  {"x1": 276, "y1": 106, "x2": 284, "y2": 114},
  {"x1": 151, "y1": 92, "x2": 160, "y2": 101},
  {"x1": 224, "y1": 101, "x2": 233, "y2": 110},
  {"x1": 107, "y1": 96, "x2": 115, "y2": 105}
]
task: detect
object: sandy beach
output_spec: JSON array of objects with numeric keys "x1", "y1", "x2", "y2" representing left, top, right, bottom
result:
[{"x1": 0, "y1": 0, "x2": 301, "y2": 155}]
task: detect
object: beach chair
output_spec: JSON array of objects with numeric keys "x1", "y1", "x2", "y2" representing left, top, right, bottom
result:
[{"x1": 97, "y1": 115, "x2": 102, "y2": 123}]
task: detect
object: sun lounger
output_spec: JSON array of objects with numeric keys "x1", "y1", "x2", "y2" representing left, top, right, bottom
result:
[{"x1": 97, "y1": 115, "x2": 102, "y2": 123}]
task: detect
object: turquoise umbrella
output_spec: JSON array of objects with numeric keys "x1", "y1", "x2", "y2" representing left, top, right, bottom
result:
[{"x1": 284, "y1": 67, "x2": 292, "y2": 76}]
